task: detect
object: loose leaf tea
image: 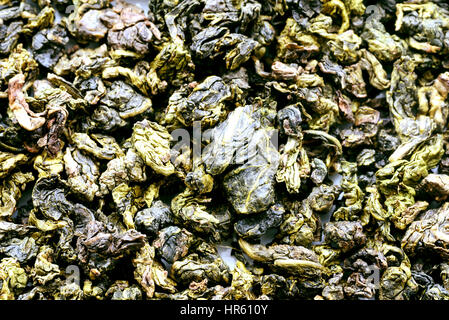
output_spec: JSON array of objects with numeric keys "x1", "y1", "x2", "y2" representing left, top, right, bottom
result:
[{"x1": 2, "y1": 0, "x2": 449, "y2": 301}]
